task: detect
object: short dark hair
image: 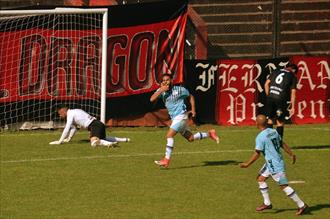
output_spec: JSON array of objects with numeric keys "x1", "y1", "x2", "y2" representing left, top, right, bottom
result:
[
  {"x1": 286, "y1": 63, "x2": 298, "y2": 73},
  {"x1": 56, "y1": 104, "x2": 68, "y2": 111},
  {"x1": 162, "y1": 73, "x2": 173, "y2": 79}
]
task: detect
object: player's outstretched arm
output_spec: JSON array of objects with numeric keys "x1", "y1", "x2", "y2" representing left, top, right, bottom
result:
[
  {"x1": 239, "y1": 151, "x2": 260, "y2": 168},
  {"x1": 281, "y1": 142, "x2": 296, "y2": 164},
  {"x1": 50, "y1": 114, "x2": 74, "y2": 145},
  {"x1": 63, "y1": 125, "x2": 77, "y2": 142}
]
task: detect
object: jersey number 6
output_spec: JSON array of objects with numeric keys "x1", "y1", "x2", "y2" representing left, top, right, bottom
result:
[{"x1": 275, "y1": 73, "x2": 285, "y2": 84}]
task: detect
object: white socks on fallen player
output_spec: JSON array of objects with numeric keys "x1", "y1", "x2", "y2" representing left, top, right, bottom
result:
[
  {"x1": 99, "y1": 139, "x2": 111, "y2": 146},
  {"x1": 258, "y1": 182, "x2": 271, "y2": 205},
  {"x1": 91, "y1": 139, "x2": 117, "y2": 147},
  {"x1": 165, "y1": 138, "x2": 174, "y2": 159},
  {"x1": 283, "y1": 186, "x2": 305, "y2": 208},
  {"x1": 114, "y1": 137, "x2": 130, "y2": 142},
  {"x1": 105, "y1": 137, "x2": 130, "y2": 142},
  {"x1": 193, "y1": 132, "x2": 208, "y2": 140}
]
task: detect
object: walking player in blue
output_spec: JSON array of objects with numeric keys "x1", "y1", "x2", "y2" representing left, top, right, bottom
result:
[
  {"x1": 150, "y1": 73, "x2": 220, "y2": 168},
  {"x1": 240, "y1": 114, "x2": 308, "y2": 216}
]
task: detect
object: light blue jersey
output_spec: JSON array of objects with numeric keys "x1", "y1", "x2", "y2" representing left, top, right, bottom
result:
[
  {"x1": 158, "y1": 85, "x2": 190, "y2": 119},
  {"x1": 255, "y1": 128, "x2": 285, "y2": 174}
]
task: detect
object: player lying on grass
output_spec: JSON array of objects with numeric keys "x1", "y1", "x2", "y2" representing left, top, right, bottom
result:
[
  {"x1": 239, "y1": 114, "x2": 308, "y2": 216},
  {"x1": 49, "y1": 106, "x2": 130, "y2": 147},
  {"x1": 150, "y1": 73, "x2": 220, "y2": 168}
]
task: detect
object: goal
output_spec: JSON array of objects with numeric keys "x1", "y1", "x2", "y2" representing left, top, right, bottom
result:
[{"x1": 0, "y1": 8, "x2": 108, "y2": 130}]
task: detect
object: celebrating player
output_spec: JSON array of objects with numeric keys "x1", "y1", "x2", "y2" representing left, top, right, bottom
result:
[
  {"x1": 239, "y1": 114, "x2": 308, "y2": 216},
  {"x1": 49, "y1": 106, "x2": 130, "y2": 147},
  {"x1": 150, "y1": 73, "x2": 220, "y2": 168},
  {"x1": 264, "y1": 63, "x2": 298, "y2": 139}
]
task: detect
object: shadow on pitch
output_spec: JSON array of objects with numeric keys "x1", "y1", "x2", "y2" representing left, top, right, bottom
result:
[
  {"x1": 78, "y1": 139, "x2": 90, "y2": 143},
  {"x1": 291, "y1": 145, "x2": 330, "y2": 150},
  {"x1": 263, "y1": 203, "x2": 330, "y2": 215},
  {"x1": 307, "y1": 204, "x2": 330, "y2": 214},
  {"x1": 168, "y1": 160, "x2": 240, "y2": 170}
]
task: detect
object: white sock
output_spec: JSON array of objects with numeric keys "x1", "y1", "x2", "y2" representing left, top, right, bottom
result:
[
  {"x1": 105, "y1": 137, "x2": 129, "y2": 142},
  {"x1": 193, "y1": 132, "x2": 208, "y2": 140},
  {"x1": 258, "y1": 182, "x2": 271, "y2": 205},
  {"x1": 99, "y1": 139, "x2": 112, "y2": 147},
  {"x1": 283, "y1": 186, "x2": 305, "y2": 208},
  {"x1": 115, "y1": 137, "x2": 129, "y2": 142},
  {"x1": 165, "y1": 138, "x2": 174, "y2": 159}
]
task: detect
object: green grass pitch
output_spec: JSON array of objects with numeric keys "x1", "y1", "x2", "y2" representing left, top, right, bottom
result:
[{"x1": 1, "y1": 124, "x2": 329, "y2": 219}]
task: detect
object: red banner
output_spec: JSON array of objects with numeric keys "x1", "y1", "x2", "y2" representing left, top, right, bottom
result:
[
  {"x1": 216, "y1": 59, "x2": 260, "y2": 125},
  {"x1": 214, "y1": 57, "x2": 329, "y2": 125},
  {"x1": 0, "y1": 9, "x2": 187, "y2": 103},
  {"x1": 0, "y1": 30, "x2": 102, "y2": 102},
  {"x1": 291, "y1": 56, "x2": 330, "y2": 124},
  {"x1": 107, "y1": 16, "x2": 187, "y2": 97}
]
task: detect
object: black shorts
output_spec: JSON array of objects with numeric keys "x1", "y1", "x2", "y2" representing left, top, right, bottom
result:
[
  {"x1": 88, "y1": 120, "x2": 106, "y2": 139},
  {"x1": 266, "y1": 98, "x2": 289, "y2": 121}
]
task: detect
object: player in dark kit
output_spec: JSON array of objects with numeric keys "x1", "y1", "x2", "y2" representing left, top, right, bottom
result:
[{"x1": 264, "y1": 63, "x2": 298, "y2": 139}]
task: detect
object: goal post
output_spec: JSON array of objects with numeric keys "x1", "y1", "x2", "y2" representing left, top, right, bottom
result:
[{"x1": 0, "y1": 8, "x2": 108, "y2": 130}]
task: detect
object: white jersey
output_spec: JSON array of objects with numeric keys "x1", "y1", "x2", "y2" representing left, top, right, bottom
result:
[
  {"x1": 59, "y1": 109, "x2": 95, "y2": 143},
  {"x1": 66, "y1": 109, "x2": 95, "y2": 128}
]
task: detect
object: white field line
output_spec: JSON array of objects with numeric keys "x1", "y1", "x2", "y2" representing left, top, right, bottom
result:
[
  {"x1": 1, "y1": 148, "x2": 329, "y2": 164},
  {"x1": 1, "y1": 126, "x2": 329, "y2": 137},
  {"x1": 1, "y1": 149, "x2": 251, "y2": 164},
  {"x1": 289, "y1": 181, "x2": 306, "y2": 184}
]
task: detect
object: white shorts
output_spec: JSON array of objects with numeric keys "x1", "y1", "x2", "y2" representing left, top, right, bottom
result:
[
  {"x1": 170, "y1": 114, "x2": 189, "y2": 134},
  {"x1": 259, "y1": 163, "x2": 289, "y2": 185}
]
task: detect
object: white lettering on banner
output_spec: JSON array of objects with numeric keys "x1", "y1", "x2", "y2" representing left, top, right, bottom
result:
[
  {"x1": 265, "y1": 63, "x2": 277, "y2": 74},
  {"x1": 310, "y1": 100, "x2": 325, "y2": 119},
  {"x1": 251, "y1": 102, "x2": 264, "y2": 121},
  {"x1": 317, "y1": 61, "x2": 330, "y2": 89},
  {"x1": 215, "y1": 58, "x2": 328, "y2": 124},
  {"x1": 297, "y1": 100, "x2": 325, "y2": 119},
  {"x1": 279, "y1": 61, "x2": 289, "y2": 68},
  {"x1": 265, "y1": 61, "x2": 288, "y2": 74},
  {"x1": 264, "y1": 61, "x2": 289, "y2": 79},
  {"x1": 226, "y1": 95, "x2": 265, "y2": 124},
  {"x1": 241, "y1": 64, "x2": 263, "y2": 93},
  {"x1": 218, "y1": 64, "x2": 238, "y2": 93},
  {"x1": 297, "y1": 101, "x2": 307, "y2": 119},
  {"x1": 220, "y1": 63, "x2": 265, "y2": 124},
  {"x1": 297, "y1": 61, "x2": 316, "y2": 90},
  {"x1": 227, "y1": 94, "x2": 246, "y2": 124},
  {"x1": 195, "y1": 63, "x2": 217, "y2": 92}
]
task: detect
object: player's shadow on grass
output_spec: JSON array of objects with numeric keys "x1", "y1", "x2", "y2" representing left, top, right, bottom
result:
[
  {"x1": 307, "y1": 204, "x2": 330, "y2": 214},
  {"x1": 78, "y1": 139, "x2": 90, "y2": 143},
  {"x1": 291, "y1": 145, "x2": 330, "y2": 150},
  {"x1": 203, "y1": 160, "x2": 240, "y2": 166},
  {"x1": 264, "y1": 203, "x2": 330, "y2": 215},
  {"x1": 169, "y1": 160, "x2": 240, "y2": 170}
]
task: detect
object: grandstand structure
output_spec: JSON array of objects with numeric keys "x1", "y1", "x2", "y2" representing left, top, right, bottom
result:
[
  {"x1": 1, "y1": 0, "x2": 329, "y2": 59},
  {"x1": 190, "y1": 0, "x2": 330, "y2": 59}
]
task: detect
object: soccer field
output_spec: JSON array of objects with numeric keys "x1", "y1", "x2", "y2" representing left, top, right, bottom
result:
[{"x1": 1, "y1": 124, "x2": 329, "y2": 219}]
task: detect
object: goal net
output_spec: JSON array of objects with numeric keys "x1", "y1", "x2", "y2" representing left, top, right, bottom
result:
[{"x1": 0, "y1": 8, "x2": 108, "y2": 130}]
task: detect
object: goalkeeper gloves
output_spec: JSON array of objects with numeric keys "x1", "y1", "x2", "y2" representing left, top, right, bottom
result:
[
  {"x1": 63, "y1": 137, "x2": 71, "y2": 143},
  {"x1": 49, "y1": 140, "x2": 62, "y2": 145}
]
